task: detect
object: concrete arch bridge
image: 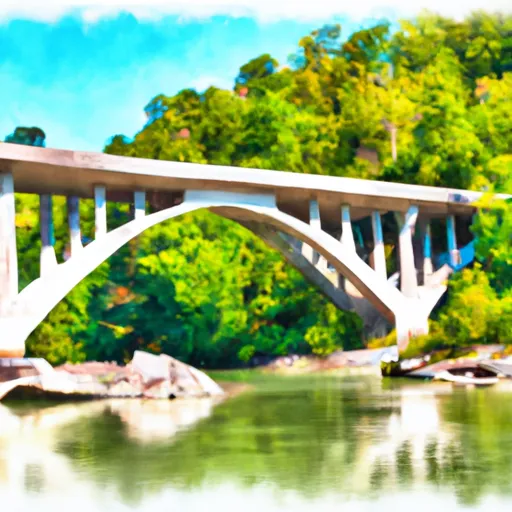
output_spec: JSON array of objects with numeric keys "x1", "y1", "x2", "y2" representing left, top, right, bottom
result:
[{"x1": 0, "y1": 144, "x2": 507, "y2": 358}]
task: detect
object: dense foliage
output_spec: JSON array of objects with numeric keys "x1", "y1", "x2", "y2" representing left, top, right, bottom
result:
[{"x1": 6, "y1": 11, "x2": 512, "y2": 366}]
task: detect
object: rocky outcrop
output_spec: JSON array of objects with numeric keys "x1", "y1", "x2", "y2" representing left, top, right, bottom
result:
[{"x1": 0, "y1": 351, "x2": 224, "y2": 401}]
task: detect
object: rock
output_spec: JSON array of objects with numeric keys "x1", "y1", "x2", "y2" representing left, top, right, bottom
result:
[
  {"x1": 129, "y1": 351, "x2": 168, "y2": 383},
  {"x1": 107, "y1": 379, "x2": 142, "y2": 398},
  {"x1": 0, "y1": 351, "x2": 224, "y2": 401},
  {"x1": 185, "y1": 361, "x2": 224, "y2": 396},
  {"x1": 130, "y1": 351, "x2": 224, "y2": 398}
]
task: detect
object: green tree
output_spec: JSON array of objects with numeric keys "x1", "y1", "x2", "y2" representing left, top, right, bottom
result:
[{"x1": 5, "y1": 126, "x2": 46, "y2": 146}]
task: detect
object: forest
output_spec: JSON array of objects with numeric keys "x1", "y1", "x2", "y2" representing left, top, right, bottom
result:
[{"x1": 5, "y1": 11, "x2": 512, "y2": 367}]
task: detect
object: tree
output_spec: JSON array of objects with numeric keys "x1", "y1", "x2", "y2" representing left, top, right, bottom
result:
[
  {"x1": 400, "y1": 49, "x2": 484, "y2": 188},
  {"x1": 236, "y1": 53, "x2": 279, "y2": 86},
  {"x1": 5, "y1": 126, "x2": 46, "y2": 146},
  {"x1": 470, "y1": 73, "x2": 512, "y2": 190}
]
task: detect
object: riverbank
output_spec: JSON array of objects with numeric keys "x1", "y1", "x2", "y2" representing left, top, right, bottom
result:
[
  {"x1": 220, "y1": 344, "x2": 512, "y2": 386},
  {"x1": 3, "y1": 343, "x2": 511, "y2": 403},
  {"x1": 245, "y1": 346, "x2": 398, "y2": 375}
]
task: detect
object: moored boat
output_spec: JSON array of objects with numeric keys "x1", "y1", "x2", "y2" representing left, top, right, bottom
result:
[
  {"x1": 434, "y1": 367, "x2": 499, "y2": 387},
  {"x1": 479, "y1": 360, "x2": 512, "y2": 379}
]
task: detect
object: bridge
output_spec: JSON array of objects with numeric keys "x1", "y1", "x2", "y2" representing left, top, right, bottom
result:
[{"x1": 0, "y1": 143, "x2": 507, "y2": 358}]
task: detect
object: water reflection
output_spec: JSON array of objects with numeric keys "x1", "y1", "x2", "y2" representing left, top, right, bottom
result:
[{"x1": 1, "y1": 375, "x2": 512, "y2": 510}]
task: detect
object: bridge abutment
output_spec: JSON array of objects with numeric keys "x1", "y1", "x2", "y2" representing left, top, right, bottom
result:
[
  {"x1": 0, "y1": 316, "x2": 31, "y2": 357},
  {"x1": 396, "y1": 308, "x2": 429, "y2": 351}
]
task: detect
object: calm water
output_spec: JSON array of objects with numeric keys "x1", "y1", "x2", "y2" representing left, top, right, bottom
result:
[{"x1": 1, "y1": 372, "x2": 512, "y2": 511}]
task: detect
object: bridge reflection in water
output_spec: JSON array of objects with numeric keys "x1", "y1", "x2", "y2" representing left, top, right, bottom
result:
[{"x1": 1, "y1": 375, "x2": 512, "y2": 511}]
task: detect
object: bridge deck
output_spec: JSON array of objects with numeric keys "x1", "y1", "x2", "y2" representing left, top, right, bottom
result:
[{"x1": 0, "y1": 143, "x2": 506, "y2": 228}]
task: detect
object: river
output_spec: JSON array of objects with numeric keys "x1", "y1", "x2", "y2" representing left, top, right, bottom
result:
[{"x1": 1, "y1": 371, "x2": 512, "y2": 511}]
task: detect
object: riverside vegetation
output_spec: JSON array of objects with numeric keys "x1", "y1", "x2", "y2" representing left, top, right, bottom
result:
[{"x1": 4, "y1": 12, "x2": 512, "y2": 368}]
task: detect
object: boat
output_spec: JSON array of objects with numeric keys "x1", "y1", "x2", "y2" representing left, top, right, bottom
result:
[
  {"x1": 434, "y1": 367, "x2": 499, "y2": 387},
  {"x1": 479, "y1": 360, "x2": 512, "y2": 379}
]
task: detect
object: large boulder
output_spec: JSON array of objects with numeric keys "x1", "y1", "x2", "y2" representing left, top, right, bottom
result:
[
  {"x1": 126, "y1": 351, "x2": 224, "y2": 398},
  {"x1": 0, "y1": 351, "x2": 224, "y2": 401}
]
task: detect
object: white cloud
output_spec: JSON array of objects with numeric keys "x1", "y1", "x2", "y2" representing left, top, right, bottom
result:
[{"x1": 0, "y1": 0, "x2": 511, "y2": 24}]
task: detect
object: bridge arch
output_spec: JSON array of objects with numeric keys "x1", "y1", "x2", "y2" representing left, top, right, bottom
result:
[{"x1": 4, "y1": 194, "x2": 409, "y2": 357}]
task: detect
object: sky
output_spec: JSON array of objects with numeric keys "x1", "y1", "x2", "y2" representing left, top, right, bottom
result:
[{"x1": 0, "y1": 1, "x2": 511, "y2": 152}]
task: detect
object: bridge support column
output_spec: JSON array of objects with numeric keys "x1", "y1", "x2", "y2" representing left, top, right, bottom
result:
[
  {"x1": 67, "y1": 196, "x2": 83, "y2": 256},
  {"x1": 0, "y1": 173, "x2": 25, "y2": 358},
  {"x1": 447, "y1": 215, "x2": 460, "y2": 267},
  {"x1": 302, "y1": 200, "x2": 322, "y2": 266},
  {"x1": 422, "y1": 221, "x2": 434, "y2": 283},
  {"x1": 341, "y1": 205, "x2": 356, "y2": 251},
  {"x1": 0, "y1": 173, "x2": 18, "y2": 315},
  {"x1": 134, "y1": 191, "x2": 146, "y2": 219},
  {"x1": 94, "y1": 185, "x2": 107, "y2": 240},
  {"x1": 40, "y1": 194, "x2": 58, "y2": 277},
  {"x1": 371, "y1": 211, "x2": 387, "y2": 280},
  {"x1": 397, "y1": 206, "x2": 419, "y2": 298},
  {"x1": 338, "y1": 205, "x2": 354, "y2": 291}
]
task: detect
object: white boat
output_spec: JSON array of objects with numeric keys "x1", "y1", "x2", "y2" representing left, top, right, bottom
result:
[{"x1": 434, "y1": 369, "x2": 499, "y2": 387}]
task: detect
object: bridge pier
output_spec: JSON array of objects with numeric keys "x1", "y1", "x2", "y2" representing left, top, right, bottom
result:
[
  {"x1": 302, "y1": 199, "x2": 329, "y2": 273},
  {"x1": 422, "y1": 221, "x2": 434, "y2": 284},
  {"x1": 447, "y1": 215, "x2": 460, "y2": 267},
  {"x1": 0, "y1": 173, "x2": 25, "y2": 357},
  {"x1": 134, "y1": 191, "x2": 146, "y2": 219},
  {"x1": 397, "y1": 206, "x2": 419, "y2": 298},
  {"x1": 94, "y1": 185, "x2": 107, "y2": 239},
  {"x1": 341, "y1": 205, "x2": 356, "y2": 251},
  {"x1": 67, "y1": 196, "x2": 83, "y2": 256},
  {"x1": 337, "y1": 205, "x2": 355, "y2": 290},
  {"x1": 40, "y1": 194, "x2": 58, "y2": 276},
  {"x1": 0, "y1": 173, "x2": 18, "y2": 316},
  {"x1": 302, "y1": 200, "x2": 320, "y2": 265},
  {"x1": 371, "y1": 211, "x2": 387, "y2": 280}
]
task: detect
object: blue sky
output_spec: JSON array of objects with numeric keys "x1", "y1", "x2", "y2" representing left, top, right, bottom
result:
[
  {"x1": 0, "y1": 1, "x2": 510, "y2": 152},
  {"x1": 0, "y1": 15, "x2": 331, "y2": 150}
]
